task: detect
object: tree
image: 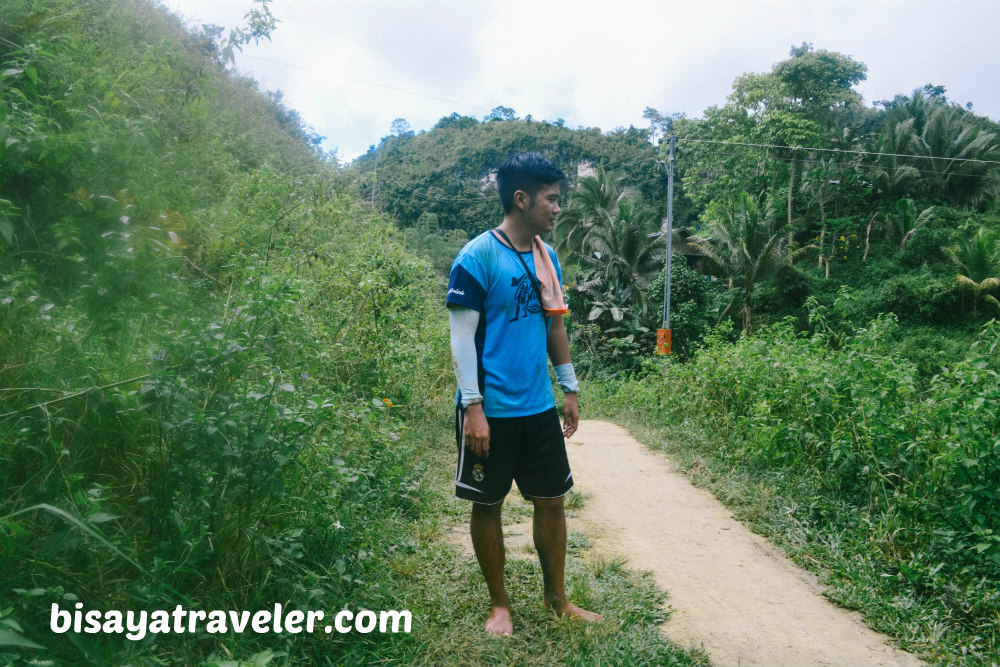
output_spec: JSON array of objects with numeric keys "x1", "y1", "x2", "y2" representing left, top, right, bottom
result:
[
  {"x1": 878, "y1": 90, "x2": 1000, "y2": 207},
  {"x1": 555, "y1": 165, "x2": 634, "y2": 258},
  {"x1": 770, "y1": 43, "x2": 868, "y2": 124},
  {"x1": 573, "y1": 198, "x2": 662, "y2": 323},
  {"x1": 798, "y1": 157, "x2": 844, "y2": 273},
  {"x1": 676, "y1": 45, "x2": 870, "y2": 236},
  {"x1": 390, "y1": 118, "x2": 413, "y2": 137},
  {"x1": 887, "y1": 198, "x2": 935, "y2": 248},
  {"x1": 485, "y1": 106, "x2": 516, "y2": 122},
  {"x1": 945, "y1": 226, "x2": 1000, "y2": 313},
  {"x1": 728, "y1": 44, "x2": 866, "y2": 233},
  {"x1": 686, "y1": 191, "x2": 809, "y2": 332},
  {"x1": 643, "y1": 107, "x2": 683, "y2": 145}
]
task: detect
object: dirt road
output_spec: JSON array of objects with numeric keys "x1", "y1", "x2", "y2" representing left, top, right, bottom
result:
[{"x1": 451, "y1": 420, "x2": 925, "y2": 667}]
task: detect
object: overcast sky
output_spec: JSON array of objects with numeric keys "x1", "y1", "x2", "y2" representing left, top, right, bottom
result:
[{"x1": 161, "y1": 0, "x2": 1000, "y2": 163}]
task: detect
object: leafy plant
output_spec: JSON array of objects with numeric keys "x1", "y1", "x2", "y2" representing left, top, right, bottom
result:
[
  {"x1": 685, "y1": 191, "x2": 811, "y2": 332},
  {"x1": 944, "y1": 225, "x2": 1000, "y2": 313}
]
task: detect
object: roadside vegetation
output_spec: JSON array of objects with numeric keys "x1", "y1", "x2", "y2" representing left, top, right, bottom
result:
[{"x1": 583, "y1": 306, "x2": 1000, "y2": 666}]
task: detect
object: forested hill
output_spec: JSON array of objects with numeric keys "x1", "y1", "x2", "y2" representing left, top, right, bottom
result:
[
  {"x1": 362, "y1": 46, "x2": 1000, "y2": 373},
  {"x1": 351, "y1": 113, "x2": 670, "y2": 235}
]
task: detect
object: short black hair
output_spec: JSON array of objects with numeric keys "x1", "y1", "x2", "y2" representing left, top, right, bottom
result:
[{"x1": 496, "y1": 152, "x2": 566, "y2": 214}]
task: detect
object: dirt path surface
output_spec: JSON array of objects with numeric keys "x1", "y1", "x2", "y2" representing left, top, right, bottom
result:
[{"x1": 451, "y1": 420, "x2": 925, "y2": 667}]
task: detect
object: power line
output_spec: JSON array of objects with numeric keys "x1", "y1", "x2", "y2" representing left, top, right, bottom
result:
[
  {"x1": 695, "y1": 141, "x2": 1000, "y2": 181},
  {"x1": 369, "y1": 134, "x2": 999, "y2": 205},
  {"x1": 240, "y1": 53, "x2": 492, "y2": 113},
  {"x1": 254, "y1": 6, "x2": 374, "y2": 152},
  {"x1": 680, "y1": 138, "x2": 1000, "y2": 166}
]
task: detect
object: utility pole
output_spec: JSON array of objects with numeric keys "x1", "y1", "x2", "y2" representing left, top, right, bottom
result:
[{"x1": 657, "y1": 135, "x2": 675, "y2": 355}]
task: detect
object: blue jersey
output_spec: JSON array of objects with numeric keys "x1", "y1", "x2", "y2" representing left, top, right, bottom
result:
[{"x1": 446, "y1": 231, "x2": 562, "y2": 418}]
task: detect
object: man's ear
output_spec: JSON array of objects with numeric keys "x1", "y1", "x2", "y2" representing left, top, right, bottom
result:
[{"x1": 513, "y1": 189, "x2": 531, "y2": 211}]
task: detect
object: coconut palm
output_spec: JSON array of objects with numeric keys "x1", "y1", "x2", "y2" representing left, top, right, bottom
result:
[
  {"x1": 574, "y1": 198, "x2": 662, "y2": 323},
  {"x1": 556, "y1": 164, "x2": 635, "y2": 258},
  {"x1": 687, "y1": 191, "x2": 809, "y2": 333},
  {"x1": 881, "y1": 94, "x2": 1000, "y2": 206},
  {"x1": 944, "y1": 226, "x2": 1000, "y2": 313},
  {"x1": 887, "y1": 198, "x2": 936, "y2": 248}
]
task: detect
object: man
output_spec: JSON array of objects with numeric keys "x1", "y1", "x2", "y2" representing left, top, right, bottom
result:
[{"x1": 446, "y1": 152, "x2": 602, "y2": 637}]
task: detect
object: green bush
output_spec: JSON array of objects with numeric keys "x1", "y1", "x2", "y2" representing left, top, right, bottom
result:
[
  {"x1": 862, "y1": 266, "x2": 963, "y2": 325},
  {"x1": 587, "y1": 305, "x2": 1000, "y2": 663}
]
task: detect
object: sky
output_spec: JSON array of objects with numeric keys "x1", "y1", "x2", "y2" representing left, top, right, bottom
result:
[{"x1": 160, "y1": 0, "x2": 1000, "y2": 163}]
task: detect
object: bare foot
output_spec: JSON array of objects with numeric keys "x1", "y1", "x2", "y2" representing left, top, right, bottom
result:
[
  {"x1": 545, "y1": 599, "x2": 603, "y2": 623},
  {"x1": 485, "y1": 606, "x2": 513, "y2": 637}
]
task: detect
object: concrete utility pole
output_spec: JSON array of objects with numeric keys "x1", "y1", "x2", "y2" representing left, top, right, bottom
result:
[{"x1": 656, "y1": 135, "x2": 675, "y2": 355}]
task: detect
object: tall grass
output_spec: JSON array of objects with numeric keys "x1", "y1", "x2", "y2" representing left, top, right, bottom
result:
[{"x1": 1, "y1": 1, "x2": 454, "y2": 664}]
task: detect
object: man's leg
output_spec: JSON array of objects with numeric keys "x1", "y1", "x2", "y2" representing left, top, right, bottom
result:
[
  {"x1": 470, "y1": 500, "x2": 514, "y2": 636},
  {"x1": 531, "y1": 496, "x2": 602, "y2": 622}
]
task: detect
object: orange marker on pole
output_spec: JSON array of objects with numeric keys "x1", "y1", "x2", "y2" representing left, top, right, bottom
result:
[{"x1": 656, "y1": 328, "x2": 671, "y2": 356}]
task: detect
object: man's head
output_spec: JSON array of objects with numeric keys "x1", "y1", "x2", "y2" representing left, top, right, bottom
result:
[{"x1": 496, "y1": 152, "x2": 567, "y2": 215}]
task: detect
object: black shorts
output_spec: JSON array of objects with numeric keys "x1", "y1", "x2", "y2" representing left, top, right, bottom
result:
[{"x1": 454, "y1": 406, "x2": 573, "y2": 504}]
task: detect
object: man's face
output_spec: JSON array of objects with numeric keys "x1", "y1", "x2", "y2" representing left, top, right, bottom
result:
[{"x1": 522, "y1": 182, "x2": 561, "y2": 236}]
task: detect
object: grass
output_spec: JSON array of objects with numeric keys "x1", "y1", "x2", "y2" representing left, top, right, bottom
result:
[
  {"x1": 581, "y1": 380, "x2": 997, "y2": 667},
  {"x1": 393, "y1": 411, "x2": 708, "y2": 667}
]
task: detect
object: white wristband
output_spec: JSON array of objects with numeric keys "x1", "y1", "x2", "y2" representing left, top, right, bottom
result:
[{"x1": 554, "y1": 363, "x2": 578, "y2": 394}]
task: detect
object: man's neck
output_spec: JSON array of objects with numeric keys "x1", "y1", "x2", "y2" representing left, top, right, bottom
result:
[{"x1": 496, "y1": 217, "x2": 534, "y2": 251}]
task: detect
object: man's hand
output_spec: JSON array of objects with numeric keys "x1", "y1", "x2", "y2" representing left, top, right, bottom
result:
[
  {"x1": 464, "y1": 403, "x2": 491, "y2": 458},
  {"x1": 562, "y1": 393, "x2": 579, "y2": 439}
]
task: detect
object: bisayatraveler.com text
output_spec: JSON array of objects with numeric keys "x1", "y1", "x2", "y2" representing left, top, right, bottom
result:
[{"x1": 50, "y1": 602, "x2": 412, "y2": 641}]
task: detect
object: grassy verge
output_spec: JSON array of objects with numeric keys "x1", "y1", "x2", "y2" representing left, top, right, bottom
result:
[
  {"x1": 580, "y1": 328, "x2": 1000, "y2": 667},
  {"x1": 370, "y1": 409, "x2": 708, "y2": 667}
]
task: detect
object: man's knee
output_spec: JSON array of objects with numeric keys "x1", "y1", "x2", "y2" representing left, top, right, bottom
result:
[
  {"x1": 471, "y1": 499, "x2": 504, "y2": 520},
  {"x1": 530, "y1": 496, "x2": 564, "y2": 513}
]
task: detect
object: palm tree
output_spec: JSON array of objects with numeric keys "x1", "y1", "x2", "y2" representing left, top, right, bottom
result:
[
  {"x1": 887, "y1": 198, "x2": 936, "y2": 248},
  {"x1": 555, "y1": 164, "x2": 635, "y2": 259},
  {"x1": 945, "y1": 226, "x2": 1000, "y2": 314},
  {"x1": 686, "y1": 191, "x2": 809, "y2": 333},
  {"x1": 574, "y1": 198, "x2": 662, "y2": 323},
  {"x1": 880, "y1": 94, "x2": 1000, "y2": 206}
]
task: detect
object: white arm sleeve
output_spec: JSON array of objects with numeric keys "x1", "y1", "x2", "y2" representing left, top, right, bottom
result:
[
  {"x1": 554, "y1": 363, "x2": 579, "y2": 393},
  {"x1": 449, "y1": 307, "x2": 483, "y2": 407}
]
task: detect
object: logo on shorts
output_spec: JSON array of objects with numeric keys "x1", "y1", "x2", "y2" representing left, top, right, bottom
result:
[{"x1": 472, "y1": 464, "x2": 485, "y2": 482}]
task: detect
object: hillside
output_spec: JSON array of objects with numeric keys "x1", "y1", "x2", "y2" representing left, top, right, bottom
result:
[
  {"x1": 5, "y1": 3, "x2": 1000, "y2": 665},
  {"x1": 1, "y1": 1, "x2": 449, "y2": 664},
  {"x1": 353, "y1": 114, "x2": 672, "y2": 233}
]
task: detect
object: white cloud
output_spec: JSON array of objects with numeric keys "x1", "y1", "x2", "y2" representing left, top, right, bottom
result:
[{"x1": 162, "y1": 0, "x2": 1000, "y2": 161}]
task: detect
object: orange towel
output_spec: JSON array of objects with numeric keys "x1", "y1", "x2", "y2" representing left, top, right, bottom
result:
[{"x1": 531, "y1": 236, "x2": 569, "y2": 316}]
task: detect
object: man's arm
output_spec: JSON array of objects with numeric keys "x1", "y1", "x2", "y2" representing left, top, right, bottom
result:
[
  {"x1": 449, "y1": 307, "x2": 491, "y2": 457},
  {"x1": 546, "y1": 315, "x2": 579, "y2": 439}
]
